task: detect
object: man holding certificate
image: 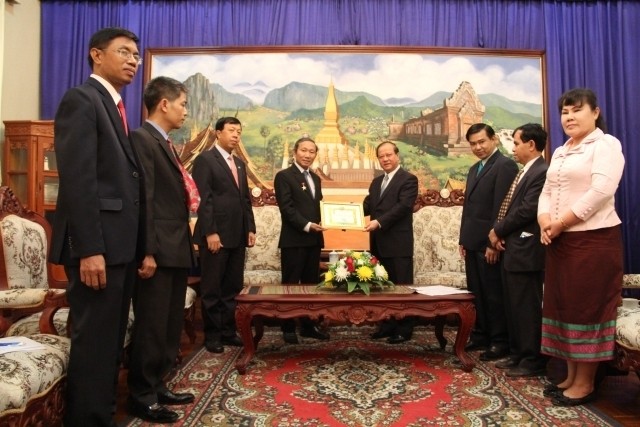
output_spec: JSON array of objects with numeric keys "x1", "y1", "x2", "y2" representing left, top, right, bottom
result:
[
  {"x1": 364, "y1": 141, "x2": 419, "y2": 343},
  {"x1": 274, "y1": 137, "x2": 329, "y2": 344}
]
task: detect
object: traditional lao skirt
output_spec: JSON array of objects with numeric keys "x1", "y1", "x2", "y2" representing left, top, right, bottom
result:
[{"x1": 541, "y1": 226, "x2": 623, "y2": 362}]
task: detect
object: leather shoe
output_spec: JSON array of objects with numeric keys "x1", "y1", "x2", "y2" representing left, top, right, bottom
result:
[
  {"x1": 495, "y1": 358, "x2": 519, "y2": 369},
  {"x1": 370, "y1": 329, "x2": 393, "y2": 339},
  {"x1": 283, "y1": 332, "x2": 299, "y2": 344},
  {"x1": 479, "y1": 345, "x2": 509, "y2": 361},
  {"x1": 387, "y1": 334, "x2": 411, "y2": 344},
  {"x1": 505, "y1": 366, "x2": 546, "y2": 378},
  {"x1": 204, "y1": 341, "x2": 223, "y2": 353},
  {"x1": 552, "y1": 390, "x2": 597, "y2": 406},
  {"x1": 157, "y1": 390, "x2": 195, "y2": 405},
  {"x1": 127, "y1": 398, "x2": 179, "y2": 424},
  {"x1": 221, "y1": 335, "x2": 243, "y2": 347},
  {"x1": 464, "y1": 341, "x2": 487, "y2": 352},
  {"x1": 300, "y1": 326, "x2": 330, "y2": 340},
  {"x1": 543, "y1": 383, "x2": 567, "y2": 398}
]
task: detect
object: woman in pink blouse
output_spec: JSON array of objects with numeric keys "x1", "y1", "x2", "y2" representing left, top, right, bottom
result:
[{"x1": 537, "y1": 88, "x2": 625, "y2": 406}]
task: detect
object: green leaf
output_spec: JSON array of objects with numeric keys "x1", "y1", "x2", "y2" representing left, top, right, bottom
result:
[
  {"x1": 347, "y1": 281, "x2": 358, "y2": 293},
  {"x1": 360, "y1": 282, "x2": 371, "y2": 295}
]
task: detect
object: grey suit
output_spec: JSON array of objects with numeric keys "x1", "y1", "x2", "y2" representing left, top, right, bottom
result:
[
  {"x1": 127, "y1": 122, "x2": 195, "y2": 405},
  {"x1": 52, "y1": 77, "x2": 142, "y2": 426},
  {"x1": 493, "y1": 156, "x2": 548, "y2": 369},
  {"x1": 459, "y1": 150, "x2": 518, "y2": 348}
]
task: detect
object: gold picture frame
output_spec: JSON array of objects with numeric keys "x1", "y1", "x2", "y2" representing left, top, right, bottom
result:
[{"x1": 320, "y1": 201, "x2": 365, "y2": 230}]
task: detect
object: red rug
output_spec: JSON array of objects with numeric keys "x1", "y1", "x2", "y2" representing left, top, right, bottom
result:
[{"x1": 125, "y1": 326, "x2": 617, "y2": 426}]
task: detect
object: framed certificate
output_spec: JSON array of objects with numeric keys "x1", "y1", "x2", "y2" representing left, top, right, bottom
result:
[{"x1": 320, "y1": 201, "x2": 365, "y2": 230}]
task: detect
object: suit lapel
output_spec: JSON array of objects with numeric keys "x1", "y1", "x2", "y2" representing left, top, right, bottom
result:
[
  {"x1": 214, "y1": 148, "x2": 240, "y2": 191},
  {"x1": 88, "y1": 78, "x2": 137, "y2": 166},
  {"x1": 143, "y1": 122, "x2": 181, "y2": 172}
]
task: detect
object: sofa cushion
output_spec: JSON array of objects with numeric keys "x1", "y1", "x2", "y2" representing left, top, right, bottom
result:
[
  {"x1": 0, "y1": 214, "x2": 48, "y2": 290},
  {"x1": 0, "y1": 334, "x2": 70, "y2": 413},
  {"x1": 245, "y1": 205, "x2": 281, "y2": 273},
  {"x1": 616, "y1": 307, "x2": 640, "y2": 351},
  {"x1": 413, "y1": 206, "x2": 466, "y2": 288}
]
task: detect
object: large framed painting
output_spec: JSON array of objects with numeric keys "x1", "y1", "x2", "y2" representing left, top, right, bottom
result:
[{"x1": 143, "y1": 46, "x2": 547, "y2": 194}]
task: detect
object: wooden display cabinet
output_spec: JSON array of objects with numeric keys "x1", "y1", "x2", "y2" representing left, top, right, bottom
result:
[{"x1": 2, "y1": 120, "x2": 57, "y2": 219}]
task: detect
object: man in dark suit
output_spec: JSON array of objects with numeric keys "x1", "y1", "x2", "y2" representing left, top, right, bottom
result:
[
  {"x1": 459, "y1": 123, "x2": 519, "y2": 361},
  {"x1": 275, "y1": 137, "x2": 329, "y2": 344},
  {"x1": 50, "y1": 27, "x2": 142, "y2": 427},
  {"x1": 364, "y1": 141, "x2": 419, "y2": 344},
  {"x1": 488, "y1": 123, "x2": 548, "y2": 377},
  {"x1": 192, "y1": 117, "x2": 256, "y2": 353},
  {"x1": 126, "y1": 77, "x2": 197, "y2": 423}
]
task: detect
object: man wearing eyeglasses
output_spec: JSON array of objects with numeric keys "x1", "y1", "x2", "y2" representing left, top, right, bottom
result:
[{"x1": 51, "y1": 27, "x2": 143, "y2": 427}]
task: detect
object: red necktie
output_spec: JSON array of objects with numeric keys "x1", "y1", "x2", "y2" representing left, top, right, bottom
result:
[
  {"x1": 227, "y1": 155, "x2": 239, "y2": 187},
  {"x1": 168, "y1": 139, "x2": 200, "y2": 212},
  {"x1": 117, "y1": 100, "x2": 129, "y2": 135}
]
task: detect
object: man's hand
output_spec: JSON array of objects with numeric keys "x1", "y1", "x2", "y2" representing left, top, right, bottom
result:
[
  {"x1": 363, "y1": 219, "x2": 381, "y2": 232},
  {"x1": 488, "y1": 228, "x2": 505, "y2": 251},
  {"x1": 247, "y1": 232, "x2": 256, "y2": 248},
  {"x1": 80, "y1": 255, "x2": 107, "y2": 290},
  {"x1": 485, "y1": 247, "x2": 500, "y2": 264},
  {"x1": 206, "y1": 233, "x2": 223, "y2": 253},
  {"x1": 137, "y1": 255, "x2": 157, "y2": 279},
  {"x1": 309, "y1": 223, "x2": 327, "y2": 233},
  {"x1": 458, "y1": 245, "x2": 466, "y2": 258}
]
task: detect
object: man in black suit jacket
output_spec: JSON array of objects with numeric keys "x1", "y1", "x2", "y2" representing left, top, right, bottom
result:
[
  {"x1": 364, "y1": 141, "x2": 419, "y2": 343},
  {"x1": 275, "y1": 137, "x2": 329, "y2": 343},
  {"x1": 126, "y1": 77, "x2": 197, "y2": 423},
  {"x1": 192, "y1": 117, "x2": 256, "y2": 353},
  {"x1": 50, "y1": 27, "x2": 142, "y2": 427},
  {"x1": 459, "y1": 123, "x2": 519, "y2": 362},
  {"x1": 489, "y1": 123, "x2": 548, "y2": 377}
]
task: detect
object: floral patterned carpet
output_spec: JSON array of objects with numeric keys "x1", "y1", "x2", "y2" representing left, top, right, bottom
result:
[{"x1": 125, "y1": 326, "x2": 616, "y2": 426}]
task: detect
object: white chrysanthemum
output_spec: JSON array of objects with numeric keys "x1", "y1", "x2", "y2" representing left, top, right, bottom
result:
[
  {"x1": 356, "y1": 258, "x2": 366, "y2": 266},
  {"x1": 334, "y1": 265, "x2": 350, "y2": 281},
  {"x1": 374, "y1": 264, "x2": 388, "y2": 280}
]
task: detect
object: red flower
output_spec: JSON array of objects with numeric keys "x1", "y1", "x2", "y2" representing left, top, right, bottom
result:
[
  {"x1": 345, "y1": 257, "x2": 355, "y2": 272},
  {"x1": 370, "y1": 256, "x2": 378, "y2": 265}
]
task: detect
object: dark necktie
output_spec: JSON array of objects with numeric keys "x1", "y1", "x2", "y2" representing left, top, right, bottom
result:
[
  {"x1": 117, "y1": 100, "x2": 129, "y2": 135},
  {"x1": 497, "y1": 169, "x2": 524, "y2": 222},
  {"x1": 477, "y1": 162, "x2": 484, "y2": 175},
  {"x1": 167, "y1": 139, "x2": 200, "y2": 212},
  {"x1": 304, "y1": 170, "x2": 315, "y2": 197}
]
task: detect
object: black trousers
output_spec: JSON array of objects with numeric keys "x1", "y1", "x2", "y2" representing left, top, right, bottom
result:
[
  {"x1": 199, "y1": 245, "x2": 245, "y2": 343},
  {"x1": 376, "y1": 255, "x2": 415, "y2": 337},
  {"x1": 280, "y1": 246, "x2": 321, "y2": 333},
  {"x1": 502, "y1": 269, "x2": 546, "y2": 369},
  {"x1": 64, "y1": 262, "x2": 136, "y2": 427},
  {"x1": 128, "y1": 267, "x2": 188, "y2": 405},
  {"x1": 465, "y1": 249, "x2": 508, "y2": 347}
]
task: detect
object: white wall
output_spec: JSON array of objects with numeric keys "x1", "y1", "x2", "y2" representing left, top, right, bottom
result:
[{"x1": 1, "y1": 0, "x2": 41, "y2": 174}]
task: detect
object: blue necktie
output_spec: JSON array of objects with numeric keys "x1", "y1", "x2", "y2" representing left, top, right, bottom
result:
[{"x1": 477, "y1": 162, "x2": 484, "y2": 174}]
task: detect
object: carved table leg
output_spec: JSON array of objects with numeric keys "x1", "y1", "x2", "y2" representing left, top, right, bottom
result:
[
  {"x1": 253, "y1": 317, "x2": 264, "y2": 348},
  {"x1": 235, "y1": 306, "x2": 255, "y2": 374},
  {"x1": 452, "y1": 304, "x2": 476, "y2": 372},
  {"x1": 434, "y1": 315, "x2": 448, "y2": 350}
]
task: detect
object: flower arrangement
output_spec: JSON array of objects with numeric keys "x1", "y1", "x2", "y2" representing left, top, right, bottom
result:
[{"x1": 318, "y1": 250, "x2": 394, "y2": 295}]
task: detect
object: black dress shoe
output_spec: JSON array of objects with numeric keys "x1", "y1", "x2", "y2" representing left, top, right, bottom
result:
[
  {"x1": 127, "y1": 398, "x2": 179, "y2": 424},
  {"x1": 505, "y1": 366, "x2": 547, "y2": 378},
  {"x1": 221, "y1": 335, "x2": 243, "y2": 347},
  {"x1": 370, "y1": 329, "x2": 393, "y2": 339},
  {"x1": 282, "y1": 332, "x2": 299, "y2": 344},
  {"x1": 543, "y1": 383, "x2": 567, "y2": 398},
  {"x1": 387, "y1": 334, "x2": 411, "y2": 344},
  {"x1": 495, "y1": 358, "x2": 519, "y2": 369},
  {"x1": 479, "y1": 345, "x2": 509, "y2": 361},
  {"x1": 205, "y1": 341, "x2": 223, "y2": 353},
  {"x1": 157, "y1": 390, "x2": 195, "y2": 405},
  {"x1": 464, "y1": 341, "x2": 487, "y2": 352},
  {"x1": 300, "y1": 326, "x2": 330, "y2": 340},
  {"x1": 552, "y1": 390, "x2": 597, "y2": 406}
]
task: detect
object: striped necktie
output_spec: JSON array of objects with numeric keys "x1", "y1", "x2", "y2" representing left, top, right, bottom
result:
[
  {"x1": 380, "y1": 174, "x2": 390, "y2": 194},
  {"x1": 497, "y1": 169, "x2": 524, "y2": 222}
]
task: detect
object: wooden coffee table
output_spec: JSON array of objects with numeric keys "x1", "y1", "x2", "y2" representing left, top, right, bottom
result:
[{"x1": 235, "y1": 285, "x2": 476, "y2": 373}]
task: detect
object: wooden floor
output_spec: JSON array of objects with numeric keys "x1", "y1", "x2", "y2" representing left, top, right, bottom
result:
[{"x1": 115, "y1": 307, "x2": 640, "y2": 426}]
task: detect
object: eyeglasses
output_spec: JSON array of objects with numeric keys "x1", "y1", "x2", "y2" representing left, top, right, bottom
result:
[{"x1": 101, "y1": 48, "x2": 142, "y2": 65}]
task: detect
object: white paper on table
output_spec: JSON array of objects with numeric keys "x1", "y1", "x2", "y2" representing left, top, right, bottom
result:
[
  {"x1": 410, "y1": 285, "x2": 470, "y2": 296},
  {"x1": 0, "y1": 336, "x2": 46, "y2": 355}
]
